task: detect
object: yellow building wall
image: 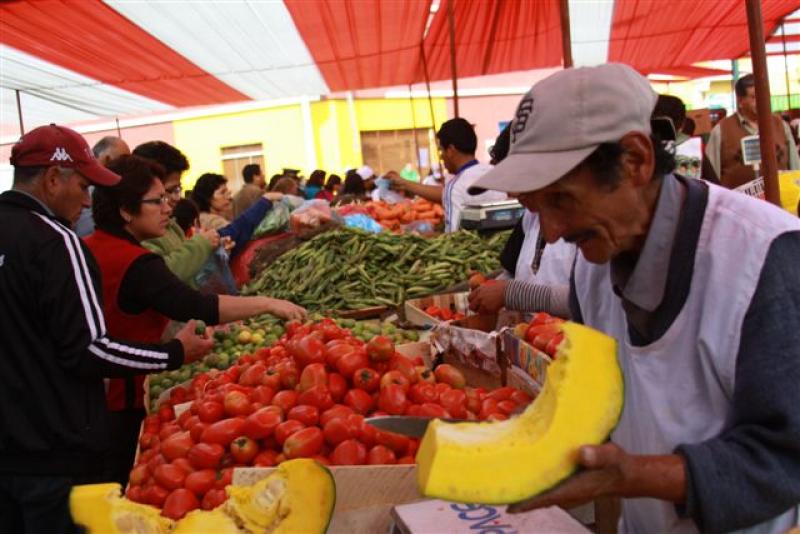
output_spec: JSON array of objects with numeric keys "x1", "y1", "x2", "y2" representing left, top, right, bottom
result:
[
  {"x1": 172, "y1": 104, "x2": 307, "y2": 189},
  {"x1": 172, "y1": 97, "x2": 449, "y2": 189}
]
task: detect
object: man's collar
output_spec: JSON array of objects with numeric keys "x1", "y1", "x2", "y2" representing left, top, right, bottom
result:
[{"x1": 455, "y1": 159, "x2": 480, "y2": 175}]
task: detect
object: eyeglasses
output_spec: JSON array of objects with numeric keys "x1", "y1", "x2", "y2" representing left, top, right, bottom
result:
[{"x1": 139, "y1": 196, "x2": 170, "y2": 206}]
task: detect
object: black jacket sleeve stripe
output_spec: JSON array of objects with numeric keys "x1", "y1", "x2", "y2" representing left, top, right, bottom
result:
[
  {"x1": 35, "y1": 213, "x2": 104, "y2": 339},
  {"x1": 34, "y1": 213, "x2": 172, "y2": 368}
]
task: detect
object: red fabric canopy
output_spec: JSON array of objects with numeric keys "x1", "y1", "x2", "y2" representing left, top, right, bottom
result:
[
  {"x1": 285, "y1": 0, "x2": 432, "y2": 91},
  {"x1": 421, "y1": 0, "x2": 563, "y2": 82},
  {"x1": 0, "y1": 0, "x2": 247, "y2": 107},
  {"x1": 609, "y1": 0, "x2": 800, "y2": 74}
]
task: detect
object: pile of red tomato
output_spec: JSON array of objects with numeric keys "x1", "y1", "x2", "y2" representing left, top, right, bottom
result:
[
  {"x1": 128, "y1": 318, "x2": 534, "y2": 519},
  {"x1": 423, "y1": 305, "x2": 466, "y2": 322},
  {"x1": 520, "y1": 312, "x2": 566, "y2": 359}
]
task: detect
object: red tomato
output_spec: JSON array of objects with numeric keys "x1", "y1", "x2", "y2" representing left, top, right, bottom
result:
[
  {"x1": 201, "y1": 488, "x2": 227, "y2": 510},
  {"x1": 253, "y1": 450, "x2": 280, "y2": 467},
  {"x1": 201, "y1": 418, "x2": 246, "y2": 446},
  {"x1": 321, "y1": 322, "x2": 345, "y2": 342},
  {"x1": 181, "y1": 415, "x2": 200, "y2": 433},
  {"x1": 366, "y1": 336, "x2": 394, "y2": 362},
  {"x1": 292, "y1": 334, "x2": 326, "y2": 368},
  {"x1": 238, "y1": 362, "x2": 267, "y2": 387},
  {"x1": 409, "y1": 383, "x2": 438, "y2": 405},
  {"x1": 367, "y1": 445, "x2": 397, "y2": 465},
  {"x1": 479, "y1": 398, "x2": 500, "y2": 420},
  {"x1": 348, "y1": 414, "x2": 377, "y2": 447},
  {"x1": 230, "y1": 436, "x2": 259, "y2": 464},
  {"x1": 248, "y1": 385, "x2": 275, "y2": 406},
  {"x1": 172, "y1": 457, "x2": 194, "y2": 475},
  {"x1": 323, "y1": 418, "x2": 355, "y2": 446},
  {"x1": 440, "y1": 389, "x2": 467, "y2": 418},
  {"x1": 283, "y1": 427, "x2": 324, "y2": 459},
  {"x1": 223, "y1": 391, "x2": 252, "y2": 417},
  {"x1": 143, "y1": 484, "x2": 169, "y2": 507},
  {"x1": 378, "y1": 385, "x2": 408, "y2": 415},
  {"x1": 299, "y1": 363, "x2": 328, "y2": 392},
  {"x1": 407, "y1": 438, "x2": 419, "y2": 457},
  {"x1": 497, "y1": 400, "x2": 517, "y2": 415},
  {"x1": 143, "y1": 414, "x2": 161, "y2": 433},
  {"x1": 297, "y1": 385, "x2": 334, "y2": 410},
  {"x1": 336, "y1": 349, "x2": 370, "y2": 379},
  {"x1": 197, "y1": 401, "x2": 225, "y2": 424},
  {"x1": 128, "y1": 464, "x2": 149, "y2": 486},
  {"x1": 320, "y1": 405, "x2": 354, "y2": 426},
  {"x1": 327, "y1": 373, "x2": 347, "y2": 402},
  {"x1": 126, "y1": 486, "x2": 145, "y2": 503},
  {"x1": 376, "y1": 430, "x2": 410, "y2": 454},
  {"x1": 271, "y1": 390, "x2": 299, "y2": 413},
  {"x1": 274, "y1": 420, "x2": 306, "y2": 446},
  {"x1": 189, "y1": 422, "x2": 206, "y2": 443},
  {"x1": 261, "y1": 369, "x2": 281, "y2": 390},
  {"x1": 138, "y1": 448, "x2": 158, "y2": 465},
  {"x1": 158, "y1": 405, "x2": 175, "y2": 423},
  {"x1": 177, "y1": 409, "x2": 192, "y2": 428},
  {"x1": 162, "y1": 488, "x2": 199, "y2": 520},
  {"x1": 545, "y1": 333, "x2": 564, "y2": 357},
  {"x1": 243, "y1": 407, "x2": 283, "y2": 440},
  {"x1": 312, "y1": 454, "x2": 331, "y2": 466},
  {"x1": 184, "y1": 469, "x2": 216, "y2": 497},
  {"x1": 418, "y1": 403, "x2": 450, "y2": 418},
  {"x1": 487, "y1": 413, "x2": 508, "y2": 421},
  {"x1": 434, "y1": 364, "x2": 466, "y2": 389},
  {"x1": 331, "y1": 439, "x2": 367, "y2": 465},
  {"x1": 380, "y1": 371, "x2": 411, "y2": 393},
  {"x1": 510, "y1": 389, "x2": 533, "y2": 406},
  {"x1": 344, "y1": 389, "x2": 374, "y2": 415},
  {"x1": 153, "y1": 463, "x2": 186, "y2": 491},
  {"x1": 389, "y1": 356, "x2": 417, "y2": 383},
  {"x1": 139, "y1": 432, "x2": 159, "y2": 451},
  {"x1": 287, "y1": 405, "x2": 320, "y2": 426},
  {"x1": 414, "y1": 366, "x2": 435, "y2": 384},
  {"x1": 160, "y1": 431, "x2": 193, "y2": 461},
  {"x1": 397, "y1": 456, "x2": 415, "y2": 464},
  {"x1": 464, "y1": 387, "x2": 482, "y2": 414},
  {"x1": 159, "y1": 423, "x2": 181, "y2": 442},
  {"x1": 324, "y1": 343, "x2": 356, "y2": 369},
  {"x1": 486, "y1": 387, "x2": 515, "y2": 402},
  {"x1": 352, "y1": 368, "x2": 380, "y2": 392},
  {"x1": 406, "y1": 404, "x2": 422, "y2": 416},
  {"x1": 213, "y1": 467, "x2": 233, "y2": 490},
  {"x1": 188, "y1": 443, "x2": 225, "y2": 470}
]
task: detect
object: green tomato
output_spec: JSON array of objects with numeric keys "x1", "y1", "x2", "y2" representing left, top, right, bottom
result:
[{"x1": 194, "y1": 320, "x2": 207, "y2": 335}]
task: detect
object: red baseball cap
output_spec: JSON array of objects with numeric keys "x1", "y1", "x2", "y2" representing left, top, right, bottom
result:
[{"x1": 10, "y1": 124, "x2": 120, "y2": 186}]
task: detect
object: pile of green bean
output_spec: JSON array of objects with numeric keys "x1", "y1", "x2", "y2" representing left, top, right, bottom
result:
[{"x1": 242, "y1": 228, "x2": 509, "y2": 310}]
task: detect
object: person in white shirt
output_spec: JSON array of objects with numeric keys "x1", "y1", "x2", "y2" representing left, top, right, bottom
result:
[{"x1": 386, "y1": 118, "x2": 505, "y2": 232}]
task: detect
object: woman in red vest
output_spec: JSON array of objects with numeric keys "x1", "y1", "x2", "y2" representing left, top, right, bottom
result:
[{"x1": 84, "y1": 155, "x2": 306, "y2": 485}]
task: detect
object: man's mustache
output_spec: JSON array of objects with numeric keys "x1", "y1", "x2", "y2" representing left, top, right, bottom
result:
[{"x1": 563, "y1": 229, "x2": 597, "y2": 244}]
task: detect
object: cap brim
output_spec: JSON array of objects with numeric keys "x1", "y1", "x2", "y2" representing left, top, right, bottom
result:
[
  {"x1": 468, "y1": 146, "x2": 598, "y2": 195},
  {"x1": 77, "y1": 161, "x2": 120, "y2": 186}
]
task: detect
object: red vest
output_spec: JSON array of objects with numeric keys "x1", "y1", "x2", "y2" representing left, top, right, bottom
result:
[{"x1": 84, "y1": 229, "x2": 169, "y2": 411}]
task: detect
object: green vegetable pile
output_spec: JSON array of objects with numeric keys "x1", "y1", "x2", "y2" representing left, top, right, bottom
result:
[{"x1": 242, "y1": 228, "x2": 509, "y2": 310}]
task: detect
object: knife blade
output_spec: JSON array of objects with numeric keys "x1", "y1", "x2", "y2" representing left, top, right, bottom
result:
[{"x1": 365, "y1": 416, "x2": 468, "y2": 438}]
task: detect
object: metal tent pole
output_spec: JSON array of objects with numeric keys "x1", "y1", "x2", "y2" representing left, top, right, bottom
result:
[
  {"x1": 15, "y1": 90, "x2": 24, "y2": 134},
  {"x1": 560, "y1": 0, "x2": 574, "y2": 67},
  {"x1": 447, "y1": 0, "x2": 459, "y2": 117},
  {"x1": 745, "y1": 0, "x2": 781, "y2": 206}
]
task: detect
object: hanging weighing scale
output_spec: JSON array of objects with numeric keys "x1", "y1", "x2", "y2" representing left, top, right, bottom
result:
[{"x1": 459, "y1": 200, "x2": 526, "y2": 231}]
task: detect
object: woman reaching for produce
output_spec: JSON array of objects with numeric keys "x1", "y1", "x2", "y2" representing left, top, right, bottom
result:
[
  {"x1": 315, "y1": 174, "x2": 342, "y2": 202},
  {"x1": 191, "y1": 172, "x2": 283, "y2": 258},
  {"x1": 84, "y1": 155, "x2": 306, "y2": 486}
]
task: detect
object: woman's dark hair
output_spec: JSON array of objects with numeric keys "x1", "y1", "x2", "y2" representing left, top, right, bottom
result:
[
  {"x1": 132, "y1": 141, "x2": 189, "y2": 177},
  {"x1": 173, "y1": 198, "x2": 199, "y2": 233},
  {"x1": 578, "y1": 133, "x2": 675, "y2": 190},
  {"x1": 268, "y1": 174, "x2": 283, "y2": 191},
  {"x1": 341, "y1": 171, "x2": 365, "y2": 197},
  {"x1": 325, "y1": 174, "x2": 342, "y2": 192},
  {"x1": 93, "y1": 155, "x2": 164, "y2": 231},
  {"x1": 308, "y1": 169, "x2": 326, "y2": 188},
  {"x1": 191, "y1": 173, "x2": 227, "y2": 212}
]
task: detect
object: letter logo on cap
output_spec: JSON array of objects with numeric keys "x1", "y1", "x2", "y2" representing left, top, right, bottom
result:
[
  {"x1": 50, "y1": 147, "x2": 73, "y2": 162},
  {"x1": 511, "y1": 97, "x2": 533, "y2": 144}
]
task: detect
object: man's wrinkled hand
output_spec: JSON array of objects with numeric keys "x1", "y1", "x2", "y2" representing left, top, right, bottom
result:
[
  {"x1": 508, "y1": 443, "x2": 631, "y2": 513},
  {"x1": 468, "y1": 279, "x2": 508, "y2": 315}
]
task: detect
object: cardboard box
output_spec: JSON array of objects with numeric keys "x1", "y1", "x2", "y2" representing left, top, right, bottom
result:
[
  {"x1": 404, "y1": 292, "x2": 471, "y2": 328},
  {"x1": 431, "y1": 314, "x2": 503, "y2": 379},
  {"x1": 502, "y1": 330, "x2": 552, "y2": 389},
  {"x1": 392, "y1": 500, "x2": 590, "y2": 534}
]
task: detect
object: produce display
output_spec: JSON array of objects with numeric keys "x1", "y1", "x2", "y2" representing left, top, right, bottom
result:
[
  {"x1": 512, "y1": 312, "x2": 567, "y2": 359},
  {"x1": 147, "y1": 317, "x2": 420, "y2": 412},
  {"x1": 243, "y1": 228, "x2": 509, "y2": 310},
  {"x1": 422, "y1": 305, "x2": 466, "y2": 322},
  {"x1": 415, "y1": 322, "x2": 623, "y2": 504},
  {"x1": 364, "y1": 199, "x2": 444, "y2": 231},
  {"x1": 132, "y1": 318, "x2": 534, "y2": 517},
  {"x1": 70, "y1": 459, "x2": 333, "y2": 533}
]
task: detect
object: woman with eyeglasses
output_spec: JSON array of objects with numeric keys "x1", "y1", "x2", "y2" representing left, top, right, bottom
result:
[
  {"x1": 191, "y1": 173, "x2": 282, "y2": 258},
  {"x1": 83, "y1": 155, "x2": 307, "y2": 485}
]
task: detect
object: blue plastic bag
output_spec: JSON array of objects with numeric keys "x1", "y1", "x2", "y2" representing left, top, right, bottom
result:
[
  {"x1": 342, "y1": 214, "x2": 384, "y2": 233},
  {"x1": 195, "y1": 246, "x2": 238, "y2": 295}
]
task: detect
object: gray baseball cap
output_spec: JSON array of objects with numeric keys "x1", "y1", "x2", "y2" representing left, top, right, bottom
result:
[{"x1": 470, "y1": 64, "x2": 657, "y2": 194}]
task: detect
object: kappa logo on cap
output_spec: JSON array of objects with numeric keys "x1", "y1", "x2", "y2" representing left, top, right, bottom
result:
[
  {"x1": 511, "y1": 97, "x2": 533, "y2": 144},
  {"x1": 50, "y1": 147, "x2": 73, "y2": 162}
]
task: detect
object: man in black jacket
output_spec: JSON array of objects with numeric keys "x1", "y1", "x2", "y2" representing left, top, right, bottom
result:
[{"x1": 0, "y1": 124, "x2": 213, "y2": 533}]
